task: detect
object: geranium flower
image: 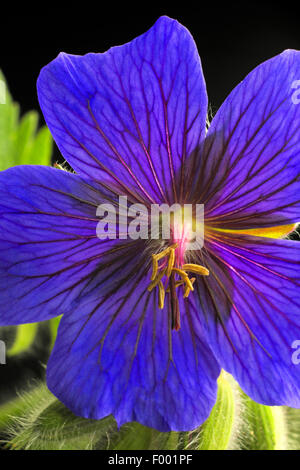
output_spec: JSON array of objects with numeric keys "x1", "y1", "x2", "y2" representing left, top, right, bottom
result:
[{"x1": 0, "y1": 16, "x2": 299, "y2": 432}]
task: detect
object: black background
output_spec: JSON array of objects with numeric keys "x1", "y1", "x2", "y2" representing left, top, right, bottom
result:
[
  {"x1": 1, "y1": 2, "x2": 299, "y2": 164},
  {"x1": 1, "y1": 2, "x2": 299, "y2": 119}
]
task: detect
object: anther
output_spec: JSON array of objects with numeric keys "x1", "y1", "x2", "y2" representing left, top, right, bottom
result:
[
  {"x1": 181, "y1": 264, "x2": 209, "y2": 276},
  {"x1": 148, "y1": 268, "x2": 167, "y2": 292},
  {"x1": 183, "y1": 277, "x2": 196, "y2": 299},
  {"x1": 158, "y1": 281, "x2": 165, "y2": 309},
  {"x1": 155, "y1": 243, "x2": 178, "y2": 262},
  {"x1": 148, "y1": 244, "x2": 209, "y2": 331},
  {"x1": 166, "y1": 246, "x2": 176, "y2": 277},
  {"x1": 151, "y1": 243, "x2": 178, "y2": 281},
  {"x1": 172, "y1": 268, "x2": 194, "y2": 291},
  {"x1": 151, "y1": 255, "x2": 158, "y2": 281}
]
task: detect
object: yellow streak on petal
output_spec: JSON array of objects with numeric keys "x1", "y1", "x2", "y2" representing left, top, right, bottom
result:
[{"x1": 211, "y1": 224, "x2": 297, "y2": 239}]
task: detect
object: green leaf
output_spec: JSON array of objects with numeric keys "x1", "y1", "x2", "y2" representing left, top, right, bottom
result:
[
  {"x1": 0, "y1": 315, "x2": 61, "y2": 360},
  {"x1": 0, "y1": 70, "x2": 52, "y2": 170},
  {"x1": 13, "y1": 111, "x2": 38, "y2": 165},
  {"x1": 7, "y1": 323, "x2": 39, "y2": 356},
  {"x1": 30, "y1": 126, "x2": 53, "y2": 166}
]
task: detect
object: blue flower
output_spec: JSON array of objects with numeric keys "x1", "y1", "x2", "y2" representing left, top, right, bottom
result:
[{"x1": 0, "y1": 16, "x2": 299, "y2": 431}]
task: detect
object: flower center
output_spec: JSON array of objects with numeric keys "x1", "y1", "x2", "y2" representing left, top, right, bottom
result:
[{"x1": 147, "y1": 243, "x2": 209, "y2": 331}]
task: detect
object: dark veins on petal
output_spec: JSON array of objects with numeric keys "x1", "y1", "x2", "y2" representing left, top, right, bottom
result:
[
  {"x1": 0, "y1": 166, "x2": 146, "y2": 325},
  {"x1": 37, "y1": 17, "x2": 208, "y2": 206},
  {"x1": 193, "y1": 50, "x2": 300, "y2": 229}
]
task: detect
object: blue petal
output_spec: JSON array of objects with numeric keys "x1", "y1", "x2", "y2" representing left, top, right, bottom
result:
[
  {"x1": 47, "y1": 272, "x2": 220, "y2": 431},
  {"x1": 199, "y1": 50, "x2": 300, "y2": 229},
  {"x1": 37, "y1": 16, "x2": 207, "y2": 204},
  {"x1": 200, "y1": 235, "x2": 300, "y2": 407},
  {"x1": 0, "y1": 165, "x2": 134, "y2": 325}
]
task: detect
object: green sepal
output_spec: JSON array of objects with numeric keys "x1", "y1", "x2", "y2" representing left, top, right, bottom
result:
[
  {"x1": 196, "y1": 372, "x2": 237, "y2": 450},
  {"x1": 284, "y1": 407, "x2": 300, "y2": 450},
  {"x1": 108, "y1": 423, "x2": 178, "y2": 450},
  {"x1": 0, "y1": 383, "x2": 181, "y2": 450},
  {"x1": 108, "y1": 423, "x2": 154, "y2": 450},
  {"x1": 1, "y1": 384, "x2": 118, "y2": 450},
  {"x1": 241, "y1": 394, "x2": 287, "y2": 450}
]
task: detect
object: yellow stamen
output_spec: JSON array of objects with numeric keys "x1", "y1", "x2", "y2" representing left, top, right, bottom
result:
[
  {"x1": 150, "y1": 255, "x2": 158, "y2": 281},
  {"x1": 166, "y1": 280, "x2": 185, "y2": 292},
  {"x1": 154, "y1": 243, "x2": 178, "y2": 262},
  {"x1": 172, "y1": 268, "x2": 194, "y2": 291},
  {"x1": 148, "y1": 244, "x2": 210, "y2": 330},
  {"x1": 183, "y1": 277, "x2": 196, "y2": 299},
  {"x1": 158, "y1": 281, "x2": 165, "y2": 309},
  {"x1": 148, "y1": 268, "x2": 167, "y2": 292},
  {"x1": 182, "y1": 263, "x2": 209, "y2": 276},
  {"x1": 166, "y1": 246, "x2": 176, "y2": 277}
]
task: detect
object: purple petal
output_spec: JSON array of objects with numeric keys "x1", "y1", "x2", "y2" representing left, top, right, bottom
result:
[
  {"x1": 199, "y1": 50, "x2": 300, "y2": 229},
  {"x1": 46, "y1": 271, "x2": 220, "y2": 431},
  {"x1": 0, "y1": 165, "x2": 135, "y2": 325},
  {"x1": 37, "y1": 16, "x2": 207, "y2": 204},
  {"x1": 199, "y1": 234, "x2": 300, "y2": 407}
]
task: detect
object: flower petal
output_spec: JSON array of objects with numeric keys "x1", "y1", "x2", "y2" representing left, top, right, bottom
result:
[
  {"x1": 46, "y1": 271, "x2": 220, "y2": 431},
  {"x1": 0, "y1": 165, "x2": 135, "y2": 325},
  {"x1": 199, "y1": 50, "x2": 300, "y2": 229},
  {"x1": 37, "y1": 16, "x2": 207, "y2": 204},
  {"x1": 200, "y1": 234, "x2": 300, "y2": 407}
]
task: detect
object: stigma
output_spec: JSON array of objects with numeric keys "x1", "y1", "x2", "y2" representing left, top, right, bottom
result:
[{"x1": 147, "y1": 243, "x2": 209, "y2": 331}]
